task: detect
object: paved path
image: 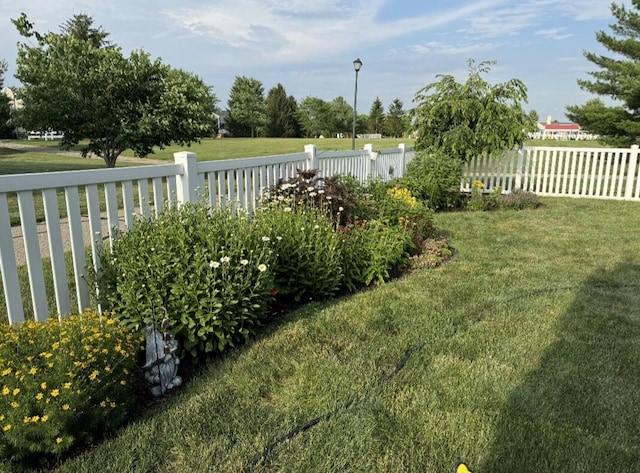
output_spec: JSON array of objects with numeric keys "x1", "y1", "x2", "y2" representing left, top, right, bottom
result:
[{"x1": 2, "y1": 142, "x2": 163, "y2": 266}]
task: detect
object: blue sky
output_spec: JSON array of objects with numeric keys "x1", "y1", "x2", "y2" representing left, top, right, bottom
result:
[{"x1": 0, "y1": 0, "x2": 627, "y2": 122}]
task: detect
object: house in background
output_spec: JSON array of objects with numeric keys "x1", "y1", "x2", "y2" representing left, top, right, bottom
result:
[{"x1": 529, "y1": 115, "x2": 599, "y2": 141}]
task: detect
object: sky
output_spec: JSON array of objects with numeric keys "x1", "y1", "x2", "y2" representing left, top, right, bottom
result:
[{"x1": 0, "y1": 0, "x2": 628, "y2": 122}]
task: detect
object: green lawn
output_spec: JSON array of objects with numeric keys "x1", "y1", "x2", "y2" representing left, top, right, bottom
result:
[
  {"x1": 47, "y1": 197, "x2": 640, "y2": 473},
  {"x1": 526, "y1": 139, "x2": 613, "y2": 148},
  {"x1": 2, "y1": 137, "x2": 415, "y2": 165}
]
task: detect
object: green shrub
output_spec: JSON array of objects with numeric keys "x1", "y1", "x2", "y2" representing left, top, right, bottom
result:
[
  {"x1": 264, "y1": 169, "x2": 363, "y2": 226},
  {"x1": 339, "y1": 221, "x2": 414, "y2": 291},
  {"x1": 93, "y1": 202, "x2": 275, "y2": 359},
  {"x1": 467, "y1": 179, "x2": 487, "y2": 211},
  {"x1": 254, "y1": 204, "x2": 342, "y2": 302},
  {"x1": 403, "y1": 151, "x2": 465, "y2": 210},
  {"x1": 0, "y1": 310, "x2": 140, "y2": 466}
]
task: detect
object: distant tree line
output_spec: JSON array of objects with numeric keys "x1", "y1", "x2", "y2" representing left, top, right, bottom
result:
[{"x1": 224, "y1": 75, "x2": 411, "y2": 139}]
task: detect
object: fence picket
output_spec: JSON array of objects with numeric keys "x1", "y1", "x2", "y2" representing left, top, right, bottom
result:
[
  {"x1": 4, "y1": 143, "x2": 639, "y2": 325},
  {"x1": 18, "y1": 191, "x2": 48, "y2": 321},
  {"x1": 42, "y1": 188, "x2": 70, "y2": 317}
]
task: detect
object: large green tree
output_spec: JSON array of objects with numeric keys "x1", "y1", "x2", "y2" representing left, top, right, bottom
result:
[
  {"x1": 264, "y1": 83, "x2": 300, "y2": 138},
  {"x1": 368, "y1": 97, "x2": 385, "y2": 134},
  {"x1": 566, "y1": 1, "x2": 640, "y2": 146},
  {"x1": 297, "y1": 96, "x2": 332, "y2": 138},
  {"x1": 384, "y1": 98, "x2": 409, "y2": 138},
  {"x1": 330, "y1": 96, "x2": 353, "y2": 137},
  {"x1": 226, "y1": 76, "x2": 265, "y2": 138},
  {"x1": 13, "y1": 13, "x2": 216, "y2": 167},
  {"x1": 412, "y1": 60, "x2": 537, "y2": 161},
  {"x1": 0, "y1": 59, "x2": 12, "y2": 138}
]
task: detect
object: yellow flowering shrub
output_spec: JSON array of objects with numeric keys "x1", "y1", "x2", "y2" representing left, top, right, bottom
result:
[
  {"x1": 387, "y1": 186, "x2": 420, "y2": 208},
  {"x1": 0, "y1": 309, "x2": 142, "y2": 466}
]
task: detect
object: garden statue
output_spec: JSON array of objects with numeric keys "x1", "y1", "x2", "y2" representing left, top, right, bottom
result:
[{"x1": 142, "y1": 322, "x2": 182, "y2": 397}]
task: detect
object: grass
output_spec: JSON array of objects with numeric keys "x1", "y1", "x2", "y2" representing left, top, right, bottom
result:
[
  {"x1": 526, "y1": 139, "x2": 613, "y2": 148},
  {"x1": 2, "y1": 137, "x2": 415, "y2": 164},
  {"x1": 40, "y1": 197, "x2": 640, "y2": 473}
]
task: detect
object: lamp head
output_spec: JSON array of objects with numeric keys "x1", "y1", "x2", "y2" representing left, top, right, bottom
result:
[{"x1": 353, "y1": 58, "x2": 363, "y2": 72}]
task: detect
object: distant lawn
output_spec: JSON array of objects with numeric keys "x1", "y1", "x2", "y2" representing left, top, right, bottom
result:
[
  {"x1": 526, "y1": 139, "x2": 613, "y2": 148},
  {"x1": 3, "y1": 137, "x2": 415, "y2": 164},
  {"x1": 48, "y1": 197, "x2": 640, "y2": 473},
  {"x1": 0, "y1": 146, "x2": 139, "y2": 175}
]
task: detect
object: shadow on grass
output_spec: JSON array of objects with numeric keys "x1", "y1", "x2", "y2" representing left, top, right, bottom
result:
[{"x1": 482, "y1": 262, "x2": 640, "y2": 472}]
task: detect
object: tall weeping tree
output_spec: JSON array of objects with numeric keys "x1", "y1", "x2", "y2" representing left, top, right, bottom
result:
[
  {"x1": 12, "y1": 13, "x2": 216, "y2": 167},
  {"x1": 412, "y1": 59, "x2": 537, "y2": 161},
  {"x1": 566, "y1": 1, "x2": 640, "y2": 146}
]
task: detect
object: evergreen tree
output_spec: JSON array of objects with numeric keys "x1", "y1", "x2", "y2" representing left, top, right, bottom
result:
[
  {"x1": 60, "y1": 13, "x2": 112, "y2": 48},
  {"x1": 384, "y1": 98, "x2": 408, "y2": 138},
  {"x1": 566, "y1": 1, "x2": 640, "y2": 146},
  {"x1": 368, "y1": 97, "x2": 385, "y2": 134},
  {"x1": 264, "y1": 83, "x2": 300, "y2": 137},
  {"x1": 226, "y1": 76, "x2": 265, "y2": 137}
]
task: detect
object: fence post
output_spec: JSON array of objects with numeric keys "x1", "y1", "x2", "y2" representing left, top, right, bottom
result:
[
  {"x1": 305, "y1": 144, "x2": 318, "y2": 170},
  {"x1": 625, "y1": 145, "x2": 639, "y2": 200},
  {"x1": 174, "y1": 152, "x2": 198, "y2": 205},
  {"x1": 364, "y1": 143, "x2": 375, "y2": 181},
  {"x1": 398, "y1": 143, "x2": 406, "y2": 178}
]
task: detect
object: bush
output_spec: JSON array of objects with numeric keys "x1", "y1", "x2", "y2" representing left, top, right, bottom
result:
[
  {"x1": 497, "y1": 189, "x2": 540, "y2": 210},
  {"x1": 264, "y1": 169, "x2": 362, "y2": 226},
  {"x1": 0, "y1": 310, "x2": 140, "y2": 466},
  {"x1": 403, "y1": 151, "x2": 465, "y2": 210},
  {"x1": 254, "y1": 203, "x2": 342, "y2": 303},
  {"x1": 93, "y1": 202, "x2": 275, "y2": 359},
  {"x1": 339, "y1": 221, "x2": 414, "y2": 291}
]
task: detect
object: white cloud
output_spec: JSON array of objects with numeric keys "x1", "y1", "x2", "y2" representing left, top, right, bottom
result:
[
  {"x1": 535, "y1": 28, "x2": 574, "y2": 40},
  {"x1": 165, "y1": 0, "x2": 510, "y2": 64},
  {"x1": 411, "y1": 41, "x2": 497, "y2": 56}
]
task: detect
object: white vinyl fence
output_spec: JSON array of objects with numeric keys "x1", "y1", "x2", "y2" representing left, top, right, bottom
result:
[
  {"x1": 0, "y1": 144, "x2": 413, "y2": 324},
  {"x1": 462, "y1": 145, "x2": 640, "y2": 200}
]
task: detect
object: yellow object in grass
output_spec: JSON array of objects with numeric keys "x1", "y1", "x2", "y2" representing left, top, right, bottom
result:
[{"x1": 456, "y1": 462, "x2": 471, "y2": 473}]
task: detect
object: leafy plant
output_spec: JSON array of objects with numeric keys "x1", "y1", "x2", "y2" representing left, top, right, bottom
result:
[
  {"x1": 0, "y1": 310, "x2": 140, "y2": 466},
  {"x1": 92, "y1": 202, "x2": 275, "y2": 359},
  {"x1": 253, "y1": 203, "x2": 342, "y2": 303},
  {"x1": 403, "y1": 151, "x2": 465, "y2": 210},
  {"x1": 264, "y1": 169, "x2": 360, "y2": 226},
  {"x1": 339, "y1": 220, "x2": 414, "y2": 291}
]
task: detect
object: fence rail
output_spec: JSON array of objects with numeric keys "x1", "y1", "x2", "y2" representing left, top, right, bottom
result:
[{"x1": 0, "y1": 144, "x2": 413, "y2": 324}]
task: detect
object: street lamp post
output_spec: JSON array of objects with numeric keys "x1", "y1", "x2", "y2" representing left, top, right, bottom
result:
[{"x1": 351, "y1": 58, "x2": 363, "y2": 150}]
